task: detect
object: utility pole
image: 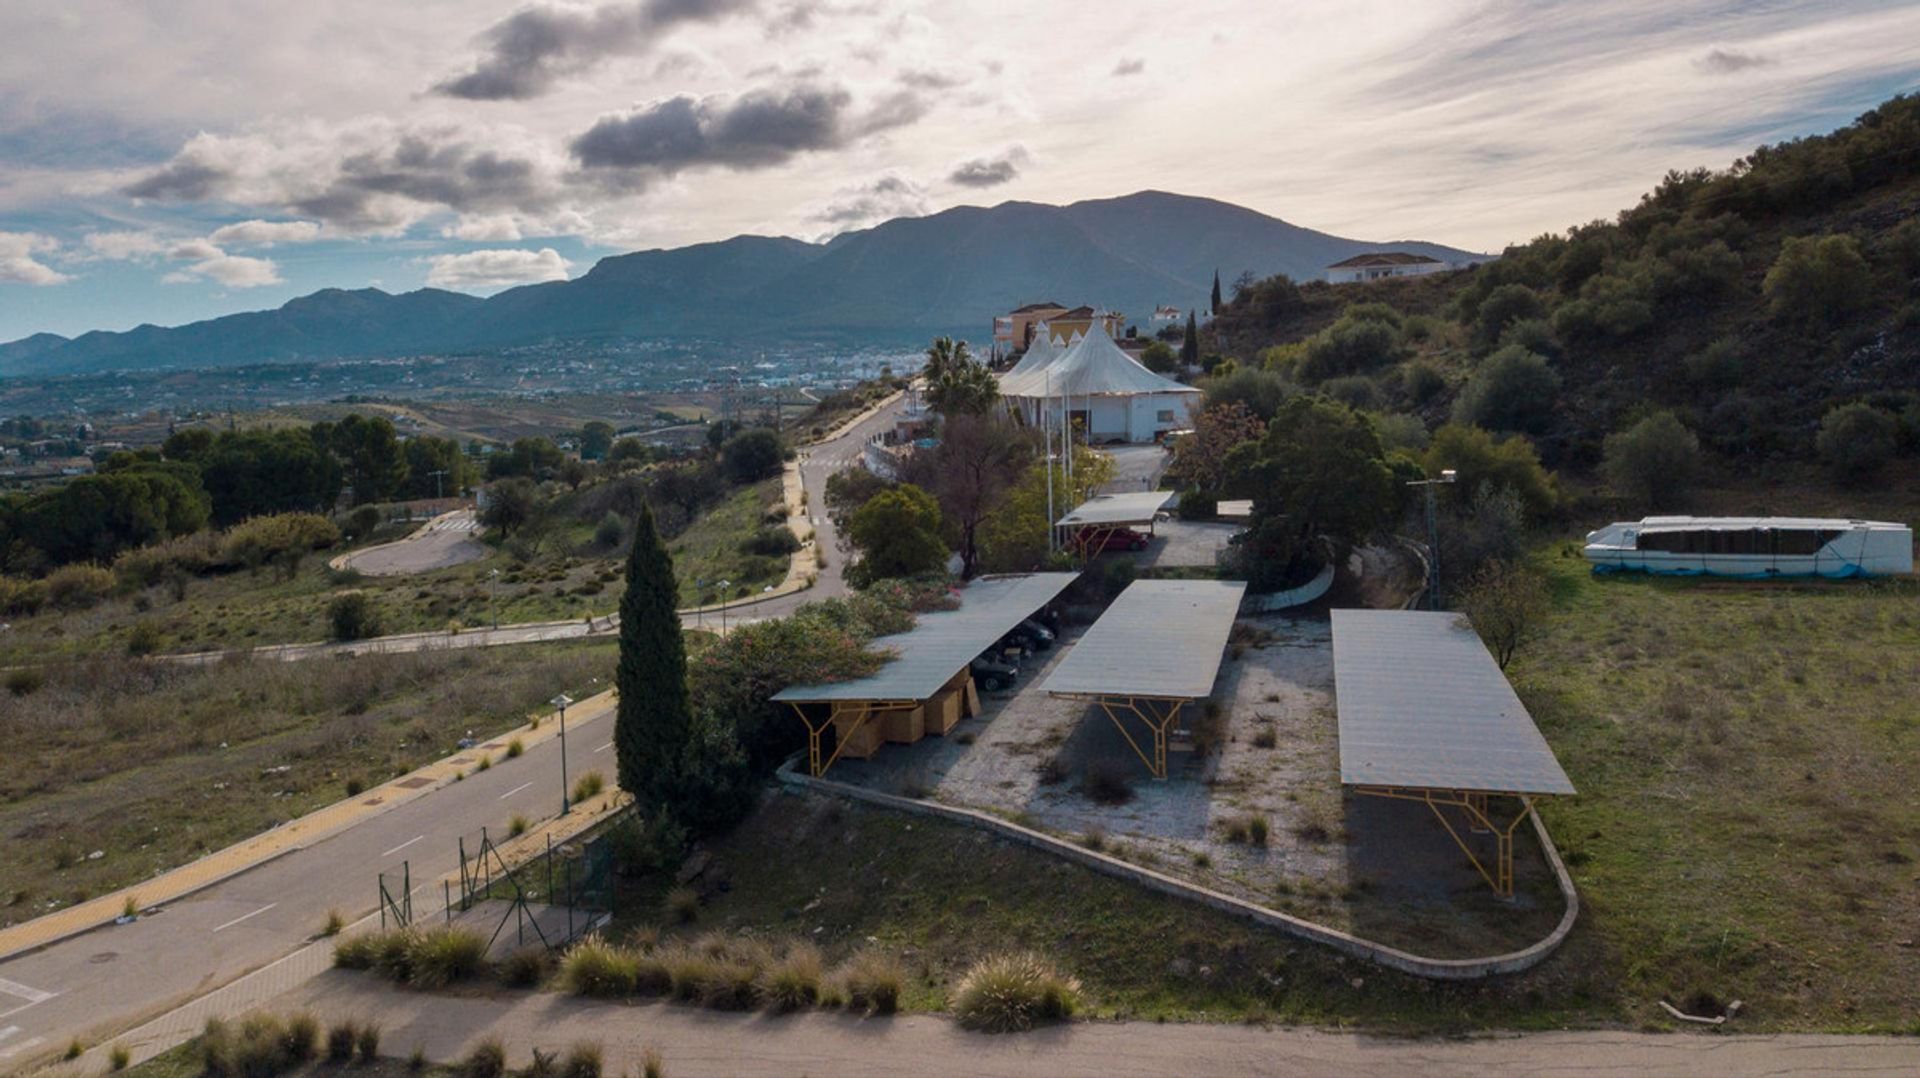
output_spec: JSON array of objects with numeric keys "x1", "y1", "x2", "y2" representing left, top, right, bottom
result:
[
  {"x1": 551, "y1": 694, "x2": 574, "y2": 815},
  {"x1": 1406, "y1": 470, "x2": 1458, "y2": 610},
  {"x1": 429, "y1": 469, "x2": 448, "y2": 499}
]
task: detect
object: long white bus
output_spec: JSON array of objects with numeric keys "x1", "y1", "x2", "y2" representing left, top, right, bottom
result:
[{"x1": 1582, "y1": 516, "x2": 1914, "y2": 578}]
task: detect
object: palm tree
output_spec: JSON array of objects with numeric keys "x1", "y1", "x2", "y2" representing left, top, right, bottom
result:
[{"x1": 923, "y1": 336, "x2": 971, "y2": 382}]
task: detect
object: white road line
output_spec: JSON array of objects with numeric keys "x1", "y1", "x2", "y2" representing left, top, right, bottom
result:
[
  {"x1": 380, "y1": 835, "x2": 425, "y2": 858},
  {"x1": 498, "y1": 781, "x2": 534, "y2": 800},
  {"x1": 0, "y1": 1029, "x2": 46, "y2": 1060},
  {"x1": 0, "y1": 978, "x2": 53, "y2": 1006},
  {"x1": 593, "y1": 741, "x2": 613, "y2": 753},
  {"x1": 211, "y1": 903, "x2": 277, "y2": 933}
]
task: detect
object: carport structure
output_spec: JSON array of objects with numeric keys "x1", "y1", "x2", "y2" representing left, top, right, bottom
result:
[
  {"x1": 773, "y1": 572, "x2": 1079, "y2": 777},
  {"x1": 1332, "y1": 609, "x2": 1576, "y2": 898},
  {"x1": 1041, "y1": 579, "x2": 1247, "y2": 779},
  {"x1": 1055, "y1": 490, "x2": 1177, "y2": 556}
]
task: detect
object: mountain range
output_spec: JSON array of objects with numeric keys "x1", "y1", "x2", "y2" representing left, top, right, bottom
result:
[{"x1": 1, "y1": 191, "x2": 1485, "y2": 377}]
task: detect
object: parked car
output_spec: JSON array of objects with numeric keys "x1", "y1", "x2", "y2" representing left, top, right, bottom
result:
[
  {"x1": 970, "y1": 653, "x2": 1019, "y2": 692},
  {"x1": 1015, "y1": 618, "x2": 1056, "y2": 650},
  {"x1": 1069, "y1": 527, "x2": 1151, "y2": 554}
]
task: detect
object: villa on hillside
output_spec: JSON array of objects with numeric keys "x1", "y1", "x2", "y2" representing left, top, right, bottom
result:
[
  {"x1": 992, "y1": 302, "x2": 1126, "y2": 359},
  {"x1": 1325, "y1": 252, "x2": 1457, "y2": 284}
]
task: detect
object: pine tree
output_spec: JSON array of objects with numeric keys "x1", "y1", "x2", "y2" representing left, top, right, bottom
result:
[
  {"x1": 1181, "y1": 309, "x2": 1199, "y2": 366},
  {"x1": 1210, "y1": 269, "x2": 1222, "y2": 316},
  {"x1": 614, "y1": 504, "x2": 691, "y2": 815}
]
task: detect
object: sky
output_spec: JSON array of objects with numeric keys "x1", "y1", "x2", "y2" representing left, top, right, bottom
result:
[{"x1": 2, "y1": 0, "x2": 1918, "y2": 342}]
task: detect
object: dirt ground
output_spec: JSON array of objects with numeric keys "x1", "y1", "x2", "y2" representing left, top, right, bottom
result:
[{"x1": 821, "y1": 612, "x2": 1565, "y2": 960}]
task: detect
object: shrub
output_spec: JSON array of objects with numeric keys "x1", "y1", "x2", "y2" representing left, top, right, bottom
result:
[
  {"x1": 665, "y1": 885, "x2": 701, "y2": 924},
  {"x1": 1399, "y1": 360, "x2": 1445, "y2": 405},
  {"x1": 125, "y1": 620, "x2": 163, "y2": 656},
  {"x1": 571, "y1": 770, "x2": 605, "y2": 803},
  {"x1": 321, "y1": 909, "x2": 345, "y2": 937},
  {"x1": 641, "y1": 1046, "x2": 665, "y2": 1078},
  {"x1": 499, "y1": 946, "x2": 552, "y2": 988},
  {"x1": 326, "y1": 1022, "x2": 357, "y2": 1063},
  {"x1": 593, "y1": 512, "x2": 625, "y2": 550},
  {"x1": 560, "y1": 937, "x2": 642, "y2": 997},
  {"x1": 5, "y1": 668, "x2": 44, "y2": 696},
  {"x1": 406, "y1": 925, "x2": 489, "y2": 988},
  {"x1": 1319, "y1": 374, "x2": 1382, "y2": 411},
  {"x1": 1451, "y1": 346, "x2": 1560, "y2": 434},
  {"x1": 65, "y1": 1039, "x2": 83, "y2": 1061},
  {"x1": 223, "y1": 512, "x2": 341, "y2": 569},
  {"x1": 1602, "y1": 410, "x2": 1701, "y2": 511},
  {"x1": 328, "y1": 591, "x2": 382, "y2": 641},
  {"x1": 344, "y1": 504, "x2": 383, "y2": 541},
  {"x1": 110, "y1": 1044, "x2": 131, "y2": 1071},
  {"x1": 562, "y1": 1043, "x2": 604, "y2": 1078},
  {"x1": 44, "y1": 564, "x2": 115, "y2": 610},
  {"x1": 509, "y1": 814, "x2": 530, "y2": 838},
  {"x1": 355, "y1": 1023, "x2": 381, "y2": 1063},
  {"x1": 951, "y1": 953, "x2": 1082, "y2": 1032},
  {"x1": 1300, "y1": 316, "x2": 1405, "y2": 381},
  {"x1": 202, "y1": 1014, "x2": 311, "y2": 1078},
  {"x1": 1176, "y1": 489, "x2": 1217, "y2": 521},
  {"x1": 1682, "y1": 337, "x2": 1744, "y2": 389},
  {"x1": 1765, "y1": 233, "x2": 1872, "y2": 326},
  {"x1": 1083, "y1": 758, "x2": 1134, "y2": 805},
  {"x1": 1497, "y1": 317, "x2": 1559, "y2": 359},
  {"x1": 1816, "y1": 401, "x2": 1899, "y2": 484},
  {"x1": 0, "y1": 575, "x2": 48, "y2": 617},
  {"x1": 834, "y1": 948, "x2": 904, "y2": 1015},
  {"x1": 506, "y1": 738, "x2": 524, "y2": 758},
  {"x1": 1252, "y1": 725, "x2": 1278, "y2": 749},
  {"x1": 740, "y1": 526, "x2": 801, "y2": 558},
  {"x1": 1470, "y1": 284, "x2": 1545, "y2": 350},
  {"x1": 460, "y1": 1038, "x2": 507, "y2": 1078},
  {"x1": 759, "y1": 942, "x2": 823, "y2": 1012}
]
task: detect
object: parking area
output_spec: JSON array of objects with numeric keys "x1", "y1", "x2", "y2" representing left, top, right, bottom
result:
[
  {"x1": 819, "y1": 611, "x2": 1564, "y2": 958},
  {"x1": 1135, "y1": 518, "x2": 1240, "y2": 568}
]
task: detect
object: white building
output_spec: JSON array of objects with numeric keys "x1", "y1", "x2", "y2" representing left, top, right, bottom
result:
[
  {"x1": 999, "y1": 321, "x2": 1199, "y2": 444},
  {"x1": 1326, "y1": 252, "x2": 1456, "y2": 284}
]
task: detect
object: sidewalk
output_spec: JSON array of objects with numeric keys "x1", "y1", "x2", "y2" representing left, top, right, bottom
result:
[{"x1": 0, "y1": 690, "x2": 616, "y2": 963}]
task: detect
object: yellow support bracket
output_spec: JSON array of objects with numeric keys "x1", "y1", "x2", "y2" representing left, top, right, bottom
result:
[{"x1": 1353, "y1": 786, "x2": 1539, "y2": 898}]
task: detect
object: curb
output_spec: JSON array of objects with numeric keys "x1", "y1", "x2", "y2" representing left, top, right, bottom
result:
[{"x1": 774, "y1": 760, "x2": 1578, "y2": 981}]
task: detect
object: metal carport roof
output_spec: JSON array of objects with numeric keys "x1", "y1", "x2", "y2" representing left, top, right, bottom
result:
[
  {"x1": 1043, "y1": 579, "x2": 1247, "y2": 701},
  {"x1": 1055, "y1": 490, "x2": 1178, "y2": 528}
]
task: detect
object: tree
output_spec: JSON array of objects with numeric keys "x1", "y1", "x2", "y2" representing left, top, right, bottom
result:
[
  {"x1": 1451, "y1": 346, "x2": 1561, "y2": 434},
  {"x1": 1764, "y1": 234, "x2": 1872, "y2": 327},
  {"x1": 480, "y1": 477, "x2": 542, "y2": 536},
  {"x1": 11, "y1": 466, "x2": 211, "y2": 567},
  {"x1": 319, "y1": 415, "x2": 408, "y2": 505},
  {"x1": 1202, "y1": 367, "x2": 1292, "y2": 422},
  {"x1": 1226, "y1": 396, "x2": 1396, "y2": 590},
  {"x1": 922, "y1": 338, "x2": 998, "y2": 417},
  {"x1": 1180, "y1": 310, "x2": 1199, "y2": 366},
  {"x1": 1602, "y1": 411, "x2": 1700, "y2": 511},
  {"x1": 486, "y1": 437, "x2": 564, "y2": 481},
  {"x1": 978, "y1": 444, "x2": 1111, "y2": 572},
  {"x1": 1299, "y1": 315, "x2": 1406, "y2": 382},
  {"x1": 1210, "y1": 269, "x2": 1222, "y2": 316},
  {"x1": 907, "y1": 414, "x2": 1031, "y2": 578},
  {"x1": 1170, "y1": 401, "x2": 1265, "y2": 492},
  {"x1": 923, "y1": 336, "x2": 969, "y2": 382},
  {"x1": 1140, "y1": 340, "x2": 1178, "y2": 373},
  {"x1": 580, "y1": 421, "x2": 616, "y2": 461},
  {"x1": 328, "y1": 591, "x2": 382, "y2": 642},
  {"x1": 1470, "y1": 284, "x2": 1545, "y2": 350},
  {"x1": 401, "y1": 435, "x2": 471, "y2": 500},
  {"x1": 198, "y1": 429, "x2": 343, "y2": 524},
  {"x1": 1422, "y1": 424, "x2": 1558, "y2": 521},
  {"x1": 1457, "y1": 559, "x2": 1550, "y2": 669},
  {"x1": 845, "y1": 485, "x2": 948, "y2": 586},
  {"x1": 1815, "y1": 401, "x2": 1899, "y2": 484},
  {"x1": 721, "y1": 428, "x2": 785, "y2": 483},
  {"x1": 616, "y1": 505, "x2": 692, "y2": 816},
  {"x1": 607, "y1": 437, "x2": 651, "y2": 468}
]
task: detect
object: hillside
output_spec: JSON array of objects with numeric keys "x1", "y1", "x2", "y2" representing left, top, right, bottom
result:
[
  {"x1": 1204, "y1": 94, "x2": 1920, "y2": 472},
  {"x1": 2, "y1": 192, "x2": 1484, "y2": 376}
]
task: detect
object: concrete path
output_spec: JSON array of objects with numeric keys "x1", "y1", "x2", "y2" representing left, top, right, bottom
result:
[
  {"x1": 256, "y1": 975, "x2": 1920, "y2": 1078},
  {"x1": 335, "y1": 510, "x2": 486, "y2": 576}
]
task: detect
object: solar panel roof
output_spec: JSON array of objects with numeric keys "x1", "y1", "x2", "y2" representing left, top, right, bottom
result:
[
  {"x1": 771, "y1": 572, "x2": 1078, "y2": 703},
  {"x1": 1042, "y1": 579, "x2": 1247, "y2": 700},
  {"x1": 1056, "y1": 490, "x2": 1178, "y2": 527},
  {"x1": 1331, "y1": 609, "x2": 1575, "y2": 796}
]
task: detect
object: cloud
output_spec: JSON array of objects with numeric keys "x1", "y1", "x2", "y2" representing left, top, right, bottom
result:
[
  {"x1": 207, "y1": 219, "x2": 322, "y2": 247},
  {"x1": 0, "y1": 231, "x2": 69, "y2": 285},
  {"x1": 163, "y1": 250, "x2": 283, "y2": 288},
  {"x1": 442, "y1": 214, "x2": 525, "y2": 242},
  {"x1": 424, "y1": 247, "x2": 571, "y2": 290},
  {"x1": 82, "y1": 230, "x2": 170, "y2": 261},
  {"x1": 1112, "y1": 57, "x2": 1145, "y2": 77},
  {"x1": 1695, "y1": 47, "x2": 1775, "y2": 74},
  {"x1": 947, "y1": 144, "x2": 1028, "y2": 188},
  {"x1": 123, "y1": 157, "x2": 228, "y2": 201},
  {"x1": 435, "y1": 0, "x2": 756, "y2": 101},
  {"x1": 571, "y1": 83, "x2": 923, "y2": 178},
  {"x1": 808, "y1": 172, "x2": 927, "y2": 232},
  {"x1": 768, "y1": 1, "x2": 880, "y2": 35},
  {"x1": 896, "y1": 68, "x2": 970, "y2": 90}
]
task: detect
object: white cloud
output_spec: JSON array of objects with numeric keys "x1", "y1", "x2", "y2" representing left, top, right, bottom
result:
[
  {"x1": 208, "y1": 219, "x2": 322, "y2": 247},
  {"x1": 82, "y1": 229, "x2": 170, "y2": 261},
  {"x1": 442, "y1": 214, "x2": 524, "y2": 242},
  {"x1": 0, "y1": 231, "x2": 69, "y2": 285},
  {"x1": 424, "y1": 247, "x2": 571, "y2": 291},
  {"x1": 162, "y1": 246, "x2": 284, "y2": 288}
]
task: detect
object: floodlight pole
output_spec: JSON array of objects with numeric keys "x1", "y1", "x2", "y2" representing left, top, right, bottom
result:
[
  {"x1": 1406, "y1": 470, "x2": 1458, "y2": 609},
  {"x1": 717, "y1": 579, "x2": 731, "y2": 635},
  {"x1": 551, "y1": 693, "x2": 574, "y2": 815}
]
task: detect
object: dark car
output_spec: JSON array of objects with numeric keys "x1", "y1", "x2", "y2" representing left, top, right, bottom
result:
[
  {"x1": 1069, "y1": 527, "x2": 1151, "y2": 554},
  {"x1": 970, "y1": 653, "x2": 1019, "y2": 692}
]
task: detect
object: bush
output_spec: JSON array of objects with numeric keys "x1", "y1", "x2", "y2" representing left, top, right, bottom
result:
[
  {"x1": 321, "y1": 908, "x2": 345, "y2": 937},
  {"x1": 834, "y1": 948, "x2": 904, "y2": 1015},
  {"x1": 721, "y1": 428, "x2": 786, "y2": 483},
  {"x1": 509, "y1": 814, "x2": 530, "y2": 837},
  {"x1": 560, "y1": 937, "x2": 643, "y2": 997},
  {"x1": 1602, "y1": 411, "x2": 1701, "y2": 511},
  {"x1": 125, "y1": 620, "x2": 163, "y2": 656},
  {"x1": 460, "y1": 1038, "x2": 507, "y2": 1078},
  {"x1": 499, "y1": 946, "x2": 553, "y2": 988},
  {"x1": 1471, "y1": 284, "x2": 1545, "y2": 349},
  {"x1": 951, "y1": 953, "x2": 1082, "y2": 1032},
  {"x1": 1765, "y1": 233, "x2": 1872, "y2": 326},
  {"x1": 109, "y1": 1044, "x2": 130, "y2": 1071},
  {"x1": 571, "y1": 770, "x2": 605, "y2": 802},
  {"x1": 1083, "y1": 758, "x2": 1134, "y2": 805},
  {"x1": 1176, "y1": 489, "x2": 1217, "y2": 521},
  {"x1": 758, "y1": 942, "x2": 824, "y2": 1012},
  {"x1": 407, "y1": 925, "x2": 490, "y2": 988},
  {"x1": 1816, "y1": 401, "x2": 1899, "y2": 484},
  {"x1": 1682, "y1": 337, "x2": 1744, "y2": 389},
  {"x1": 344, "y1": 504, "x2": 382, "y2": 541},
  {"x1": 665, "y1": 885, "x2": 701, "y2": 923},
  {"x1": 1399, "y1": 360, "x2": 1445, "y2": 404},
  {"x1": 44, "y1": 564, "x2": 115, "y2": 610},
  {"x1": 1497, "y1": 317, "x2": 1560, "y2": 359},
  {"x1": 562, "y1": 1043, "x2": 604, "y2": 1078},
  {"x1": 740, "y1": 525, "x2": 801, "y2": 558},
  {"x1": 506, "y1": 737, "x2": 524, "y2": 758},
  {"x1": 1451, "y1": 346, "x2": 1560, "y2": 434},
  {"x1": 223, "y1": 512, "x2": 341, "y2": 569},
  {"x1": 328, "y1": 591, "x2": 382, "y2": 641},
  {"x1": 593, "y1": 512, "x2": 625, "y2": 550},
  {"x1": 1300, "y1": 316, "x2": 1405, "y2": 381},
  {"x1": 0, "y1": 575, "x2": 48, "y2": 617},
  {"x1": 1319, "y1": 374, "x2": 1382, "y2": 411},
  {"x1": 202, "y1": 1013, "x2": 315, "y2": 1078}
]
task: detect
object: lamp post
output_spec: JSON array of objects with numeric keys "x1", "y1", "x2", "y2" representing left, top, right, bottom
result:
[
  {"x1": 717, "y1": 579, "x2": 732, "y2": 635},
  {"x1": 488, "y1": 568, "x2": 500, "y2": 629},
  {"x1": 694, "y1": 578, "x2": 704, "y2": 629},
  {"x1": 551, "y1": 693, "x2": 574, "y2": 815},
  {"x1": 1405, "y1": 469, "x2": 1458, "y2": 610}
]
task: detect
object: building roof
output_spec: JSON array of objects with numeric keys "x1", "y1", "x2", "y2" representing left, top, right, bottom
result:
[
  {"x1": 771, "y1": 573, "x2": 1079, "y2": 704},
  {"x1": 1629, "y1": 516, "x2": 1908, "y2": 531},
  {"x1": 999, "y1": 320, "x2": 1201, "y2": 400},
  {"x1": 1043, "y1": 579, "x2": 1247, "y2": 700},
  {"x1": 1331, "y1": 609, "x2": 1575, "y2": 796},
  {"x1": 1011, "y1": 301, "x2": 1066, "y2": 314},
  {"x1": 1000, "y1": 325, "x2": 1065, "y2": 380},
  {"x1": 1056, "y1": 490, "x2": 1178, "y2": 527},
  {"x1": 1326, "y1": 252, "x2": 1445, "y2": 269}
]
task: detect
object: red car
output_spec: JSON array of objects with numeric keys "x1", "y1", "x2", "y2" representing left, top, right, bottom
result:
[{"x1": 1068, "y1": 527, "x2": 1151, "y2": 555}]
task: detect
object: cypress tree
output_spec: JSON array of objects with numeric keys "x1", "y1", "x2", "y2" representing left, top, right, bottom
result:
[
  {"x1": 1210, "y1": 269, "x2": 1222, "y2": 316},
  {"x1": 614, "y1": 504, "x2": 690, "y2": 815},
  {"x1": 1181, "y1": 309, "x2": 1199, "y2": 366}
]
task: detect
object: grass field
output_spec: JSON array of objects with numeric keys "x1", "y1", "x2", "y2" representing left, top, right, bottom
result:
[
  {"x1": 667, "y1": 477, "x2": 790, "y2": 607},
  {"x1": 0, "y1": 642, "x2": 614, "y2": 920}
]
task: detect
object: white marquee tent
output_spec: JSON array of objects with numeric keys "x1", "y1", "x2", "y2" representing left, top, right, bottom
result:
[{"x1": 999, "y1": 321, "x2": 1199, "y2": 443}]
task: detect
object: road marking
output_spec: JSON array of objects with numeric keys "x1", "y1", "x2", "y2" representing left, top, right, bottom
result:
[
  {"x1": 0, "y1": 978, "x2": 53, "y2": 1006},
  {"x1": 211, "y1": 903, "x2": 277, "y2": 933},
  {"x1": 498, "y1": 781, "x2": 534, "y2": 800},
  {"x1": 593, "y1": 741, "x2": 613, "y2": 753},
  {"x1": 380, "y1": 835, "x2": 425, "y2": 858},
  {"x1": 0, "y1": 1028, "x2": 46, "y2": 1060}
]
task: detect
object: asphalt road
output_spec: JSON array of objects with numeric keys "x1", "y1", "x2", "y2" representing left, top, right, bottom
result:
[
  {"x1": 0, "y1": 696, "x2": 616, "y2": 1069},
  {"x1": 339, "y1": 511, "x2": 487, "y2": 576}
]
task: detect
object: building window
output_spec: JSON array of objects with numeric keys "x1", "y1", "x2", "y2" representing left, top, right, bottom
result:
[{"x1": 1156, "y1": 410, "x2": 1175, "y2": 423}]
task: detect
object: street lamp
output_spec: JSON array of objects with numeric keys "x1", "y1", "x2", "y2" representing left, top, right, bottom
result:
[
  {"x1": 551, "y1": 693, "x2": 574, "y2": 815},
  {"x1": 1405, "y1": 469, "x2": 1458, "y2": 610},
  {"x1": 716, "y1": 579, "x2": 732, "y2": 635},
  {"x1": 694, "y1": 578, "x2": 704, "y2": 629},
  {"x1": 488, "y1": 568, "x2": 501, "y2": 629}
]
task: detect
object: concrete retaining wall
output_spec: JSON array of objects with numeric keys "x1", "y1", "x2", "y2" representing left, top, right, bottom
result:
[{"x1": 775, "y1": 761, "x2": 1578, "y2": 981}]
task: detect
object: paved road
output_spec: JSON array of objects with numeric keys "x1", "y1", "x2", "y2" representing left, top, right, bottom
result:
[
  {"x1": 339, "y1": 511, "x2": 486, "y2": 576},
  {"x1": 0, "y1": 698, "x2": 618, "y2": 1070},
  {"x1": 285, "y1": 974, "x2": 1920, "y2": 1078}
]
